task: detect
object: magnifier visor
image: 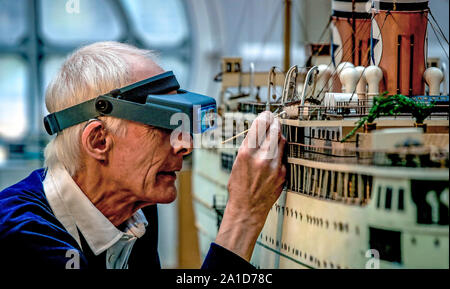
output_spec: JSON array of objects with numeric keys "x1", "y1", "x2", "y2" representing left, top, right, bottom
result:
[{"x1": 43, "y1": 71, "x2": 217, "y2": 135}]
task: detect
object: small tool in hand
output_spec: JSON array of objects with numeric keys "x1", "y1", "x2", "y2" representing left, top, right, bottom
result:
[{"x1": 221, "y1": 111, "x2": 287, "y2": 144}]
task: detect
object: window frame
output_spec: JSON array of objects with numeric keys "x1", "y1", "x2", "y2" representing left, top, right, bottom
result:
[{"x1": 0, "y1": 0, "x2": 193, "y2": 162}]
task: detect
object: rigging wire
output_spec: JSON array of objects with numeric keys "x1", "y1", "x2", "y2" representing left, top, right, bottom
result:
[
  {"x1": 428, "y1": 9, "x2": 449, "y2": 45},
  {"x1": 326, "y1": 21, "x2": 373, "y2": 99},
  {"x1": 313, "y1": 11, "x2": 390, "y2": 104},
  {"x1": 427, "y1": 15, "x2": 450, "y2": 61},
  {"x1": 311, "y1": 15, "x2": 375, "y2": 103},
  {"x1": 293, "y1": 0, "x2": 333, "y2": 66},
  {"x1": 328, "y1": 13, "x2": 385, "y2": 93},
  {"x1": 347, "y1": 12, "x2": 391, "y2": 103}
]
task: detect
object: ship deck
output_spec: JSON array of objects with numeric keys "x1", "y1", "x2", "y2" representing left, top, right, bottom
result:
[{"x1": 280, "y1": 118, "x2": 449, "y2": 128}]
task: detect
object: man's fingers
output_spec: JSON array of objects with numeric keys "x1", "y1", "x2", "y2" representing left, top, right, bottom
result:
[
  {"x1": 270, "y1": 134, "x2": 287, "y2": 180},
  {"x1": 257, "y1": 119, "x2": 282, "y2": 160},
  {"x1": 275, "y1": 134, "x2": 287, "y2": 166},
  {"x1": 242, "y1": 111, "x2": 274, "y2": 152}
]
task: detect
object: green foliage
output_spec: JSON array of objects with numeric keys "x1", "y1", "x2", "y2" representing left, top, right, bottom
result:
[
  {"x1": 409, "y1": 99, "x2": 435, "y2": 124},
  {"x1": 340, "y1": 93, "x2": 434, "y2": 142}
]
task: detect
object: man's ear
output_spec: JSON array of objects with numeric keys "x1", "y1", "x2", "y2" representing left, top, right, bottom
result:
[{"x1": 81, "y1": 120, "x2": 112, "y2": 164}]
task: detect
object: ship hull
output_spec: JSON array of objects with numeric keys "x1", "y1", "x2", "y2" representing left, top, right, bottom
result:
[{"x1": 252, "y1": 187, "x2": 449, "y2": 269}]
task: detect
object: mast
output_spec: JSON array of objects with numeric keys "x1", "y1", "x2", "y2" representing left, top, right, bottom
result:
[
  {"x1": 283, "y1": 0, "x2": 292, "y2": 72},
  {"x1": 351, "y1": 0, "x2": 356, "y2": 65}
]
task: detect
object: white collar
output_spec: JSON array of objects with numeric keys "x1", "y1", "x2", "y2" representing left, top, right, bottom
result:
[{"x1": 43, "y1": 163, "x2": 148, "y2": 256}]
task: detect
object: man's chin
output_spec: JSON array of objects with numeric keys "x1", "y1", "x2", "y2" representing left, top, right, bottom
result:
[
  {"x1": 159, "y1": 195, "x2": 177, "y2": 204},
  {"x1": 151, "y1": 175, "x2": 178, "y2": 203},
  {"x1": 155, "y1": 186, "x2": 178, "y2": 204}
]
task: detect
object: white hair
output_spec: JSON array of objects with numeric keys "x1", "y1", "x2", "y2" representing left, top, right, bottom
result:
[{"x1": 44, "y1": 41, "x2": 159, "y2": 176}]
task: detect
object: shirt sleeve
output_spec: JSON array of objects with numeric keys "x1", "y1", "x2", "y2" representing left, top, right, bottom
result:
[
  {"x1": 2, "y1": 221, "x2": 89, "y2": 269},
  {"x1": 0, "y1": 189, "x2": 88, "y2": 269},
  {"x1": 200, "y1": 242, "x2": 256, "y2": 270}
]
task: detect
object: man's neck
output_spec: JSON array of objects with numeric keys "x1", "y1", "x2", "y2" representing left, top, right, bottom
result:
[{"x1": 72, "y1": 165, "x2": 146, "y2": 227}]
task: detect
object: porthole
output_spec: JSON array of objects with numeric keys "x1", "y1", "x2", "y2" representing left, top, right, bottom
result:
[{"x1": 434, "y1": 238, "x2": 440, "y2": 247}]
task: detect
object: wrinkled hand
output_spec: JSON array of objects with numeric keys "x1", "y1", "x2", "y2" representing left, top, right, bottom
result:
[
  {"x1": 227, "y1": 111, "x2": 286, "y2": 224},
  {"x1": 215, "y1": 111, "x2": 286, "y2": 261}
]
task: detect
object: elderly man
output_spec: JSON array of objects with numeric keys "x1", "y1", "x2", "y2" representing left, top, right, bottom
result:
[{"x1": 0, "y1": 42, "x2": 286, "y2": 269}]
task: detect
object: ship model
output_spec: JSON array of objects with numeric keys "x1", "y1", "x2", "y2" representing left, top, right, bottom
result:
[{"x1": 192, "y1": 0, "x2": 449, "y2": 268}]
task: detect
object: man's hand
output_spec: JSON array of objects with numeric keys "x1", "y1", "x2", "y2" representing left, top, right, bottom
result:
[{"x1": 215, "y1": 111, "x2": 286, "y2": 261}]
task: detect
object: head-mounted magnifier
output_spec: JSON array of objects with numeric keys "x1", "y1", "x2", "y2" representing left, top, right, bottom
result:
[{"x1": 43, "y1": 71, "x2": 217, "y2": 135}]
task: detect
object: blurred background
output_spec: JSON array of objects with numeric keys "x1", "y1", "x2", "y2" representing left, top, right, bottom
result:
[{"x1": 0, "y1": 0, "x2": 448, "y2": 268}]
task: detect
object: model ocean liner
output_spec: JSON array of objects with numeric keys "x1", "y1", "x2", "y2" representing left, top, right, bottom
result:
[{"x1": 192, "y1": 0, "x2": 449, "y2": 268}]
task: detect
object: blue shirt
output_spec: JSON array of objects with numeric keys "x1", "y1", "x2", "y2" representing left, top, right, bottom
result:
[{"x1": 0, "y1": 169, "x2": 254, "y2": 270}]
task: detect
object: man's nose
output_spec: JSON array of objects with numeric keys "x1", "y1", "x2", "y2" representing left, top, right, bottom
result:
[{"x1": 172, "y1": 133, "x2": 193, "y2": 156}]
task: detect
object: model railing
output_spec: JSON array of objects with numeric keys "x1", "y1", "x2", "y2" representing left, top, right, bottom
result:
[
  {"x1": 234, "y1": 98, "x2": 449, "y2": 120},
  {"x1": 286, "y1": 162, "x2": 373, "y2": 206},
  {"x1": 296, "y1": 103, "x2": 449, "y2": 120},
  {"x1": 288, "y1": 142, "x2": 449, "y2": 168}
]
